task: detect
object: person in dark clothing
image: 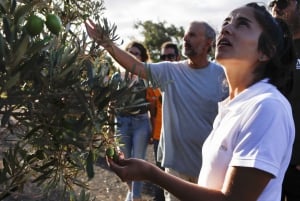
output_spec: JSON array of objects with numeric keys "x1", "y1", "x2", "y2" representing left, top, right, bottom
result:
[{"x1": 270, "y1": 1, "x2": 300, "y2": 200}]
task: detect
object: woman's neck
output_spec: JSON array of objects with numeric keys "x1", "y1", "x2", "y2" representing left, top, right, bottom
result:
[{"x1": 226, "y1": 68, "x2": 256, "y2": 100}]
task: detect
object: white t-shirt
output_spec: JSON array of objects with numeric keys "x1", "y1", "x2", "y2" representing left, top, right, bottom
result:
[{"x1": 198, "y1": 80, "x2": 295, "y2": 201}]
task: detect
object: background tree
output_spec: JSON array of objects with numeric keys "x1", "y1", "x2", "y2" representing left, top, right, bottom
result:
[
  {"x1": 0, "y1": 0, "x2": 142, "y2": 200},
  {"x1": 134, "y1": 20, "x2": 185, "y2": 62}
]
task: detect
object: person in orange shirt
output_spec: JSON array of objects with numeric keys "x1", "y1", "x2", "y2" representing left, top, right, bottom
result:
[{"x1": 146, "y1": 41, "x2": 180, "y2": 201}]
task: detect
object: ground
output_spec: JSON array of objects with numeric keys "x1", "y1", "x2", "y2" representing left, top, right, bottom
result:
[{"x1": 1, "y1": 144, "x2": 157, "y2": 201}]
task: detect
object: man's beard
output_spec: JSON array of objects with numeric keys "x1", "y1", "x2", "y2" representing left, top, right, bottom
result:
[{"x1": 183, "y1": 48, "x2": 196, "y2": 58}]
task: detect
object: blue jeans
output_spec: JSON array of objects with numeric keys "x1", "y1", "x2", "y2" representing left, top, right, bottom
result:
[{"x1": 117, "y1": 113, "x2": 151, "y2": 199}]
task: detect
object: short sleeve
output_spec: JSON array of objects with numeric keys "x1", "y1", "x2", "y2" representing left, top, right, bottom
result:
[{"x1": 230, "y1": 99, "x2": 294, "y2": 177}]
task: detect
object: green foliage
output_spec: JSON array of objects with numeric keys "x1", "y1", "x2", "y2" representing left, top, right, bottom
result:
[
  {"x1": 0, "y1": 0, "x2": 143, "y2": 200},
  {"x1": 134, "y1": 20, "x2": 185, "y2": 62}
]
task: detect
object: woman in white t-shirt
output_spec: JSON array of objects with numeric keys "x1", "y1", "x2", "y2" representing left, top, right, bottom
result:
[{"x1": 104, "y1": 3, "x2": 296, "y2": 201}]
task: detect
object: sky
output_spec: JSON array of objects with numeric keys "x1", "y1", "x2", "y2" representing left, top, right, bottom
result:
[{"x1": 102, "y1": 0, "x2": 271, "y2": 45}]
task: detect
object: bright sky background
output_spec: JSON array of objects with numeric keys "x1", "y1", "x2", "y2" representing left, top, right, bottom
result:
[{"x1": 102, "y1": 0, "x2": 271, "y2": 45}]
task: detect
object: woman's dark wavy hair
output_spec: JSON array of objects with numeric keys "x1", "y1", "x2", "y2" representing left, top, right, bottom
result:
[
  {"x1": 125, "y1": 41, "x2": 150, "y2": 62},
  {"x1": 247, "y1": 2, "x2": 296, "y2": 97}
]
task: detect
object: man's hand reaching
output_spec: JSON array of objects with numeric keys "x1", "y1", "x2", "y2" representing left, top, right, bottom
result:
[{"x1": 85, "y1": 19, "x2": 112, "y2": 47}]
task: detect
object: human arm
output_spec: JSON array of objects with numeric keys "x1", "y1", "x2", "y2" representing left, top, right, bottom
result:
[
  {"x1": 107, "y1": 158, "x2": 272, "y2": 201},
  {"x1": 85, "y1": 19, "x2": 148, "y2": 79}
]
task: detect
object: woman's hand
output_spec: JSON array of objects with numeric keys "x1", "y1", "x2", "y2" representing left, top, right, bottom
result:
[
  {"x1": 84, "y1": 19, "x2": 112, "y2": 47},
  {"x1": 106, "y1": 156, "x2": 153, "y2": 182}
]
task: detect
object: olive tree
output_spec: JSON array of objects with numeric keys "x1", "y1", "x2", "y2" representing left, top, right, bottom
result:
[{"x1": 0, "y1": 0, "x2": 140, "y2": 200}]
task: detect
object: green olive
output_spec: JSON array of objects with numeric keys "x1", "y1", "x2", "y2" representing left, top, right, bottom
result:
[
  {"x1": 25, "y1": 15, "x2": 44, "y2": 36},
  {"x1": 113, "y1": 151, "x2": 119, "y2": 162},
  {"x1": 106, "y1": 147, "x2": 115, "y2": 158},
  {"x1": 45, "y1": 14, "x2": 62, "y2": 35}
]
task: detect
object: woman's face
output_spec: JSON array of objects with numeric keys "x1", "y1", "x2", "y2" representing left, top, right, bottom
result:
[
  {"x1": 215, "y1": 6, "x2": 264, "y2": 68},
  {"x1": 127, "y1": 46, "x2": 142, "y2": 61}
]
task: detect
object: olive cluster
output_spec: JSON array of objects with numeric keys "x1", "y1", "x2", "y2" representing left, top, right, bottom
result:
[
  {"x1": 25, "y1": 13, "x2": 62, "y2": 36},
  {"x1": 105, "y1": 147, "x2": 120, "y2": 162}
]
